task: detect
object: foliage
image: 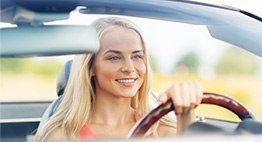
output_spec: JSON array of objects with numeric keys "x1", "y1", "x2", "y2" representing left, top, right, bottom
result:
[
  {"x1": 0, "y1": 58, "x2": 63, "y2": 76},
  {"x1": 149, "y1": 54, "x2": 158, "y2": 71},
  {"x1": 174, "y1": 51, "x2": 200, "y2": 73},
  {"x1": 216, "y1": 46, "x2": 259, "y2": 75},
  {"x1": 0, "y1": 58, "x2": 25, "y2": 73}
]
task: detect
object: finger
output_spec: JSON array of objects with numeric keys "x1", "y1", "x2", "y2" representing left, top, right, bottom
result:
[
  {"x1": 171, "y1": 84, "x2": 183, "y2": 115},
  {"x1": 158, "y1": 93, "x2": 168, "y2": 103},
  {"x1": 195, "y1": 81, "x2": 203, "y2": 105},
  {"x1": 181, "y1": 82, "x2": 191, "y2": 113},
  {"x1": 189, "y1": 81, "x2": 197, "y2": 110}
]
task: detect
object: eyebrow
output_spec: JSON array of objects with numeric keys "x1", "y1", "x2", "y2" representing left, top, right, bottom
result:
[
  {"x1": 132, "y1": 50, "x2": 144, "y2": 54},
  {"x1": 103, "y1": 50, "x2": 144, "y2": 56}
]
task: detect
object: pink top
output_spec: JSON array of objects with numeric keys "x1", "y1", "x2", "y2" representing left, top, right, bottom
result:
[
  {"x1": 80, "y1": 124, "x2": 99, "y2": 139},
  {"x1": 80, "y1": 123, "x2": 153, "y2": 140}
]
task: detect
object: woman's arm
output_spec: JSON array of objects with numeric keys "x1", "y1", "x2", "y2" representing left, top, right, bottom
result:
[{"x1": 176, "y1": 110, "x2": 195, "y2": 136}]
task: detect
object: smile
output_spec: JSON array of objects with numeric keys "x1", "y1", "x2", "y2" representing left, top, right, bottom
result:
[
  {"x1": 116, "y1": 79, "x2": 136, "y2": 83},
  {"x1": 115, "y1": 78, "x2": 137, "y2": 86}
]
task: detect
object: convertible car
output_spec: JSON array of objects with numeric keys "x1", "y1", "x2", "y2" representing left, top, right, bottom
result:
[{"x1": 1, "y1": 0, "x2": 262, "y2": 142}]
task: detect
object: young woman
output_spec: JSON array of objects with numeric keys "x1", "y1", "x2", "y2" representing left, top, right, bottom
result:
[{"x1": 35, "y1": 17, "x2": 203, "y2": 141}]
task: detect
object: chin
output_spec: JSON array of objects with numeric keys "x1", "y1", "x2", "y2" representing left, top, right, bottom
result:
[
  {"x1": 121, "y1": 93, "x2": 137, "y2": 98},
  {"x1": 117, "y1": 91, "x2": 137, "y2": 98}
]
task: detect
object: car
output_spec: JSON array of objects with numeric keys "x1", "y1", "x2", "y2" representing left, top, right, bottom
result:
[{"x1": 1, "y1": 0, "x2": 262, "y2": 142}]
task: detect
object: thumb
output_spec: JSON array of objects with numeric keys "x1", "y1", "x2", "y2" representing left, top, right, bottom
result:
[{"x1": 158, "y1": 93, "x2": 168, "y2": 103}]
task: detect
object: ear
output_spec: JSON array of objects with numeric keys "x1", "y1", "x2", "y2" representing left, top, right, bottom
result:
[{"x1": 91, "y1": 67, "x2": 96, "y2": 76}]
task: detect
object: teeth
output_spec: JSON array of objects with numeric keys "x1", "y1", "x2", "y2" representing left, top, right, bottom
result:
[{"x1": 117, "y1": 79, "x2": 135, "y2": 83}]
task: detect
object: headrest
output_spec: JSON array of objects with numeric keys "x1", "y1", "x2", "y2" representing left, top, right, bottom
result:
[{"x1": 56, "y1": 60, "x2": 72, "y2": 96}]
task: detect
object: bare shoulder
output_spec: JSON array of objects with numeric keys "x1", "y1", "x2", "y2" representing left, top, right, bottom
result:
[
  {"x1": 157, "y1": 124, "x2": 177, "y2": 137},
  {"x1": 44, "y1": 127, "x2": 66, "y2": 141}
]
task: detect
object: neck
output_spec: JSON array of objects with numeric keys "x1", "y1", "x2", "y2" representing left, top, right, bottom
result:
[{"x1": 89, "y1": 91, "x2": 136, "y2": 127}]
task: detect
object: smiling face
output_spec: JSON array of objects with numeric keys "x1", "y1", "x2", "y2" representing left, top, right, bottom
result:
[{"x1": 93, "y1": 26, "x2": 146, "y2": 98}]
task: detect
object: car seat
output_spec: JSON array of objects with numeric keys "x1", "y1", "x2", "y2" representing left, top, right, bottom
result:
[{"x1": 37, "y1": 60, "x2": 72, "y2": 130}]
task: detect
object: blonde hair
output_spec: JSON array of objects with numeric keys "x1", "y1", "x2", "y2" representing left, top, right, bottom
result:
[{"x1": 36, "y1": 17, "x2": 175, "y2": 141}]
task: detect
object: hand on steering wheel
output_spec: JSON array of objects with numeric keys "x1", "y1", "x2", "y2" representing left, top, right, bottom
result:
[
  {"x1": 158, "y1": 81, "x2": 203, "y2": 116},
  {"x1": 127, "y1": 92, "x2": 256, "y2": 138}
]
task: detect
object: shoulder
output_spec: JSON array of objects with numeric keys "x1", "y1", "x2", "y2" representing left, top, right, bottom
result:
[
  {"x1": 44, "y1": 127, "x2": 66, "y2": 141},
  {"x1": 157, "y1": 124, "x2": 176, "y2": 137}
]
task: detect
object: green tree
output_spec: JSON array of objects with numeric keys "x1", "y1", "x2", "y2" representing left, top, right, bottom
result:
[
  {"x1": 174, "y1": 51, "x2": 200, "y2": 73},
  {"x1": 0, "y1": 58, "x2": 63, "y2": 76},
  {"x1": 24, "y1": 59, "x2": 63, "y2": 76},
  {"x1": 149, "y1": 54, "x2": 158, "y2": 72},
  {"x1": 216, "y1": 46, "x2": 259, "y2": 75},
  {"x1": 0, "y1": 58, "x2": 27, "y2": 73}
]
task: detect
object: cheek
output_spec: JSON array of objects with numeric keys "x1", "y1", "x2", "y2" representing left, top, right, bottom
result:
[
  {"x1": 95, "y1": 63, "x2": 117, "y2": 80},
  {"x1": 137, "y1": 61, "x2": 146, "y2": 78}
]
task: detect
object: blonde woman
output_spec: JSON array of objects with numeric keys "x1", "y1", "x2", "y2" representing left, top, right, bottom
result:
[{"x1": 35, "y1": 17, "x2": 203, "y2": 141}]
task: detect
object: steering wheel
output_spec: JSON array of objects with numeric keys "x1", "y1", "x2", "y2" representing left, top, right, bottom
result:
[{"x1": 127, "y1": 92, "x2": 256, "y2": 138}]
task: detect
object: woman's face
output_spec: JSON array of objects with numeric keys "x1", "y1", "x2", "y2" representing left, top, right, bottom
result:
[{"x1": 93, "y1": 26, "x2": 146, "y2": 98}]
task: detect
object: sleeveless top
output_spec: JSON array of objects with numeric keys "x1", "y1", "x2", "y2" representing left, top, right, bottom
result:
[
  {"x1": 80, "y1": 123, "x2": 153, "y2": 140},
  {"x1": 80, "y1": 124, "x2": 98, "y2": 139}
]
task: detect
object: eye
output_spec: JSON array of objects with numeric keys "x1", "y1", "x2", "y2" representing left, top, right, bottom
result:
[
  {"x1": 109, "y1": 56, "x2": 120, "y2": 60},
  {"x1": 132, "y1": 55, "x2": 143, "y2": 59}
]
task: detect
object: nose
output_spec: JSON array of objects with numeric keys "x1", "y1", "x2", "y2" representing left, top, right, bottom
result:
[{"x1": 121, "y1": 59, "x2": 135, "y2": 73}]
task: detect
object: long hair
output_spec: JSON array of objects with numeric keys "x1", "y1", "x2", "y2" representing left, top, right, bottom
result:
[{"x1": 36, "y1": 17, "x2": 175, "y2": 141}]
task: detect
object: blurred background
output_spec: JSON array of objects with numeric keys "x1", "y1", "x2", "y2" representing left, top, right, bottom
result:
[{"x1": 1, "y1": 10, "x2": 262, "y2": 123}]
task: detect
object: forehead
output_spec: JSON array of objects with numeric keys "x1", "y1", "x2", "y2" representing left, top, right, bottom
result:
[{"x1": 98, "y1": 27, "x2": 143, "y2": 53}]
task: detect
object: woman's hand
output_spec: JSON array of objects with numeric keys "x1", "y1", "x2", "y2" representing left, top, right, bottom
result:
[{"x1": 158, "y1": 81, "x2": 203, "y2": 136}]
